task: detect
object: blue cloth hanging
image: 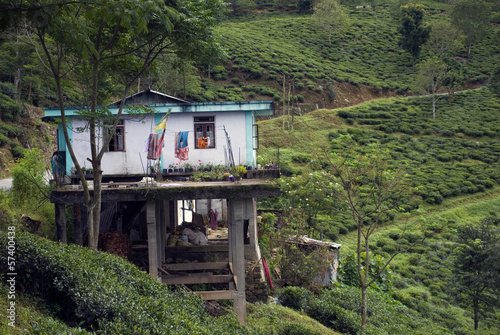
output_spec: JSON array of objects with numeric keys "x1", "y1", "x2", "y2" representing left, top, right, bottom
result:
[{"x1": 178, "y1": 131, "x2": 189, "y2": 149}]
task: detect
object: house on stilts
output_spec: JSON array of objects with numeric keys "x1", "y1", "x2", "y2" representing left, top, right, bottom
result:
[{"x1": 43, "y1": 89, "x2": 281, "y2": 324}]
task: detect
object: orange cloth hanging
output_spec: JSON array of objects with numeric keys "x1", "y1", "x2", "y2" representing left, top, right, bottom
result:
[{"x1": 197, "y1": 137, "x2": 208, "y2": 149}]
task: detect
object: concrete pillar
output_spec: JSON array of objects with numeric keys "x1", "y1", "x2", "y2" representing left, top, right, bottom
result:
[
  {"x1": 159, "y1": 200, "x2": 167, "y2": 264},
  {"x1": 147, "y1": 200, "x2": 159, "y2": 278},
  {"x1": 55, "y1": 203, "x2": 67, "y2": 243},
  {"x1": 245, "y1": 198, "x2": 260, "y2": 261},
  {"x1": 245, "y1": 198, "x2": 265, "y2": 282},
  {"x1": 228, "y1": 198, "x2": 247, "y2": 325}
]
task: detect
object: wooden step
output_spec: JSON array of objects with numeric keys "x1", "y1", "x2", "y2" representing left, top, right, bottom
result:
[
  {"x1": 162, "y1": 274, "x2": 233, "y2": 285},
  {"x1": 194, "y1": 290, "x2": 235, "y2": 301},
  {"x1": 162, "y1": 261, "x2": 230, "y2": 272}
]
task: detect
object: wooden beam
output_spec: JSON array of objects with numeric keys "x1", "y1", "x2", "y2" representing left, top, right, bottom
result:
[
  {"x1": 50, "y1": 180, "x2": 281, "y2": 204},
  {"x1": 155, "y1": 200, "x2": 163, "y2": 268},
  {"x1": 73, "y1": 204, "x2": 83, "y2": 246},
  {"x1": 147, "y1": 201, "x2": 158, "y2": 278},
  {"x1": 165, "y1": 245, "x2": 229, "y2": 253},
  {"x1": 229, "y1": 198, "x2": 247, "y2": 325},
  {"x1": 162, "y1": 262, "x2": 229, "y2": 271},
  {"x1": 162, "y1": 274, "x2": 233, "y2": 285},
  {"x1": 194, "y1": 290, "x2": 235, "y2": 301},
  {"x1": 55, "y1": 203, "x2": 67, "y2": 243}
]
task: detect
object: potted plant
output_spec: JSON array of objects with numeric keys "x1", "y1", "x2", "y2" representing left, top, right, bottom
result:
[
  {"x1": 185, "y1": 163, "x2": 194, "y2": 172},
  {"x1": 230, "y1": 165, "x2": 247, "y2": 180}
]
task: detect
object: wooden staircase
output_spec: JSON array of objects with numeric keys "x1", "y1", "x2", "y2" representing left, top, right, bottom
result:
[{"x1": 160, "y1": 261, "x2": 237, "y2": 301}]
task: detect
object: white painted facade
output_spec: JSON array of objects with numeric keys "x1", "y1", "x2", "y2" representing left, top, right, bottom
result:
[{"x1": 44, "y1": 100, "x2": 274, "y2": 176}]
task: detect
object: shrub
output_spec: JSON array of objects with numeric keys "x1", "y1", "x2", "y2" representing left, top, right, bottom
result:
[
  {"x1": 0, "y1": 92, "x2": 23, "y2": 122},
  {"x1": 10, "y1": 148, "x2": 47, "y2": 209},
  {"x1": 307, "y1": 292, "x2": 360, "y2": 334},
  {"x1": 0, "y1": 123, "x2": 22, "y2": 137},
  {"x1": 277, "y1": 286, "x2": 312, "y2": 311},
  {"x1": 0, "y1": 133, "x2": 8, "y2": 147},
  {"x1": 0, "y1": 233, "x2": 250, "y2": 334},
  {"x1": 278, "y1": 322, "x2": 323, "y2": 335}
]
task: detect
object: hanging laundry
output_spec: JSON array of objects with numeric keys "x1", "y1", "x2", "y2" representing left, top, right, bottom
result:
[
  {"x1": 197, "y1": 137, "x2": 208, "y2": 149},
  {"x1": 147, "y1": 133, "x2": 159, "y2": 160},
  {"x1": 210, "y1": 209, "x2": 219, "y2": 230},
  {"x1": 178, "y1": 131, "x2": 189, "y2": 148},
  {"x1": 175, "y1": 131, "x2": 189, "y2": 161}
]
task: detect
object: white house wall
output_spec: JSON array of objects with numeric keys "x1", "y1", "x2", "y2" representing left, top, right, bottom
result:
[{"x1": 68, "y1": 112, "x2": 249, "y2": 175}]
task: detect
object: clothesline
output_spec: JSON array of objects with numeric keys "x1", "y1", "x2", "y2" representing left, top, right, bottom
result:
[{"x1": 149, "y1": 125, "x2": 231, "y2": 134}]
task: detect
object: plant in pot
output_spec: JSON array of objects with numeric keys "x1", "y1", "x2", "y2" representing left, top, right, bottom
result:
[
  {"x1": 185, "y1": 163, "x2": 194, "y2": 172},
  {"x1": 230, "y1": 165, "x2": 247, "y2": 180}
]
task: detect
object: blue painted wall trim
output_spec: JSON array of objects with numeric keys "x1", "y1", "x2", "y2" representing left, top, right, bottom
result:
[
  {"x1": 245, "y1": 111, "x2": 254, "y2": 167},
  {"x1": 57, "y1": 122, "x2": 72, "y2": 175}
]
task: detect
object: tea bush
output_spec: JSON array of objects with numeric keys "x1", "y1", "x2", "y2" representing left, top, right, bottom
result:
[
  {"x1": 0, "y1": 91, "x2": 23, "y2": 122},
  {"x1": 309, "y1": 286, "x2": 452, "y2": 335},
  {"x1": 0, "y1": 233, "x2": 252, "y2": 334},
  {"x1": 330, "y1": 91, "x2": 500, "y2": 205},
  {"x1": 277, "y1": 286, "x2": 311, "y2": 311}
]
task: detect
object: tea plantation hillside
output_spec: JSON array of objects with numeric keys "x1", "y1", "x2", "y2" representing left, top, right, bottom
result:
[
  {"x1": 202, "y1": 1, "x2": 500, "y2": 111},
  {"x1": 260, "y1": 87, "x2": 500, "y2": 204},
  {"x1": 256, "y1": 87, "x2": 500, "y2": 332}
]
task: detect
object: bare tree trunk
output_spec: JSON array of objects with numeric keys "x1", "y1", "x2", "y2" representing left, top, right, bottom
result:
[
  {"x1": 473, "y1": 295, "x2": 479, "y2": 330},
  {"x1": 432, "y1": 94, "x2": 436, "y2": 120},
  {"x1": 361, "y1": 284, "x2": 368, "y2": 332},
  {"x1": 360, "y1": 234, "x2": 370, "y2": 332}
]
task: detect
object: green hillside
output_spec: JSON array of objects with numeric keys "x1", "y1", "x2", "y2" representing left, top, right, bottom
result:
[
  {"x1": 256, "y1": 89, "x2": 500, "y2": 333},
  {"x1": 204, "y1": 1, "x2": 499, "y2": 109},
  {"x1": 1, "y1": 0, "x2": 500, "y2": 334}
]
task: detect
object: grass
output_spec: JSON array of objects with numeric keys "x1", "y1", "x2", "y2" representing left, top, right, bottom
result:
[
  {"x1": 0, "y1": 283, "x2": 90, "y2": 334},
  {"x1": 247, "y1": 302, "x2": 341, "y2": 335}
]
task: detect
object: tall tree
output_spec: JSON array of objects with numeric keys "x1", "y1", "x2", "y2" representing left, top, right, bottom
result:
[
  {"x1": 452, "y1": 217, "x2": 500, "y2": 330},
  {"x1": 397, "y1": 3, "x2": 430, "y2": 66},
  {"x1": 415, "y1": 56, "x2": 448, "y2": 119},
  {"x1": 313, "y1": 0, "x2": 350, "y2": 46},
  {"x1": 425, "y1": 20, "x2": 463, "y2": 57},
  {"x1": 4, "y1": 0, "x2": 225, "y2": 249},
  {"x1": 415, "y1": 55, "x2": 466, "y2": 119},
  {"x1": 321, "y1": 137, "x2": 420, "y2": 332},
  {"x1": 450, "y1": 0, "x2": 491, "y2": 60}
]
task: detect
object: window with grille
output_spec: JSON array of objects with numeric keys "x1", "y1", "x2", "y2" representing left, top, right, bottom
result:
[
  {"x1": 194, "y1": 116, "x2": 215, "y2": 149},
  {"x1": 106, "y1": 120, "x2": 125, "y2": 152}
]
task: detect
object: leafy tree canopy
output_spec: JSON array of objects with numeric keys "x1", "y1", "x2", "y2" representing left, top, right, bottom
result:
[
  {"x1": 450, "y1": 0, "x2": 491, "y2": 59},
  {"x1": 452, "y1": 216, "x2": 500, "y2": 330},
  {"x1": 398, "y1": 3, "x2": 430, "y2": 65}
]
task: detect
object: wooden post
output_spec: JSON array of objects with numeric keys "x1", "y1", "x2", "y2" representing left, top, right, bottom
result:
[
  {"x1": 55, "y1": 203, "x2": 67, "y2": 243},
  {"x1": 156, "y1": 200, "x2": 163, "y2": 267},
  {"x1": 228, "y1": 198, "x2": 246, "y2": 325},
  {"x1": 73, "y1": 204, "x2": 83, "y2": 246},
  {"x1": 159, "y1": 200, "x2": 167, "y2": 264},
  {"x1": 147, "y1": 200, "x2": 159, "y2": 278},
  {"x1": 168, "y1": 200, "x2": 177, "y2": 233}
]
